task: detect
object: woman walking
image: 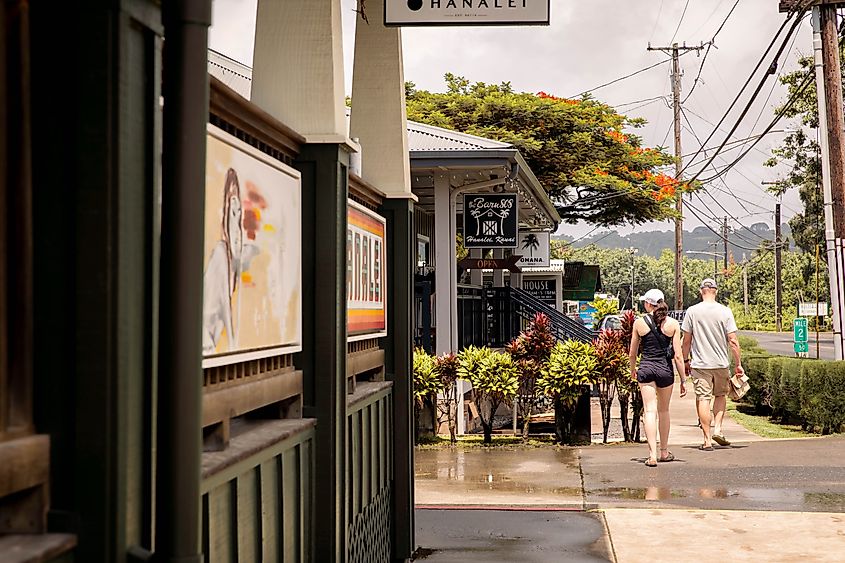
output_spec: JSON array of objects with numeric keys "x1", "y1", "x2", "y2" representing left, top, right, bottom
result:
[{"x1": 629, "y1": 289, "x2": 687, "y2": 467}]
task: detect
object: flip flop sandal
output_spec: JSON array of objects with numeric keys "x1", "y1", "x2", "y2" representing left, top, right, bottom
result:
[
  {"x1": 658, "y1": 452, "x2": 675, "y2": 462},
  {"x1": 698, "y1": 444, "x2": 714, "y2": 451},
  {"x1": 645, "y1": 459, "x2": 658, "y2": 467},
  {"x1": 712, "y1": 434, "x2": 731, "y2": 446}
]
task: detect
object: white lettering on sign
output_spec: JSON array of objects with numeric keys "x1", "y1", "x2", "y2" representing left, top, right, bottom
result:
[{"x1": 348, "y1": 223, "x2": 383, "y2": 308}]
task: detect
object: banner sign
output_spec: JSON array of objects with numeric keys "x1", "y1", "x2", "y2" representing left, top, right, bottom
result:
[
  {"x1": 463, "y1": 193, "x2": 518, "y2": 248},
  {"x1": 516, "y1": 231, "x2": 550, "y2": 268},
  {"x1": 347, "y1": 200, "x2": 388, "y2": 340},
  {"x1": 202, "y1": 126, "x2": 302, "y2": 367},
  {"x1": 523, "y1": 278, "x2": 557, "y2": 308},
  {"x1": 385, "y1": 0, "x2": 551, "y2": 26}
]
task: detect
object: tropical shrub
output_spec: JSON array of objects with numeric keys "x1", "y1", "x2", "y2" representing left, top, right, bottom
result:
[
  {"x1": 593, "y1": 329, "x2": 629, "y2": 443},
  {"x1": 540, "y1": 340, "x2": 598, "y2": 444},
  {"x1": 413, "y1": 348, "x2": 443, "y2": 439},
  {"x1": 506, "y1": 313, "x2": 555, "y2": 439},
  {"x1": 434, "y1": 353, "x2": 460, "y2": 442},
  {"x1": 460, "y1": 348, "x2": 519, "y2": 443},
  {"x1": 617, "y1": 310, "x2": 642, "y2": 442},
  {"x1": 590, "y1": 297, "x2": 620, "y2": 327}
]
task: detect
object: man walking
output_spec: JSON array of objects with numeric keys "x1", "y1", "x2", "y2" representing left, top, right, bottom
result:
[{"x1": 681, "y1": 278, "x2": 744, "y2": 450}]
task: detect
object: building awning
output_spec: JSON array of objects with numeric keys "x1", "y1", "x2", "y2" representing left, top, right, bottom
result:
[{"x1": 562, "y1": 262, "x2": 602, "y2": 302}]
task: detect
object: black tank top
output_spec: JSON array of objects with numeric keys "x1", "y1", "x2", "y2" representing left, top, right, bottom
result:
[{"x1": 640, "y1": 315, "x2": 671, "y2": 366}]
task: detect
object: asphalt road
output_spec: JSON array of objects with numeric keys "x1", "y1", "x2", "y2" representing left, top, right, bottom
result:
[{"x1": 740, "y1": 329, "x2": 836, "y2": 360}]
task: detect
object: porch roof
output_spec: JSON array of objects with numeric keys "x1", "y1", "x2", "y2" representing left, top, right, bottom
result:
[{"x1": 408, "y1": 121, "x2": 561, "y2": 230}]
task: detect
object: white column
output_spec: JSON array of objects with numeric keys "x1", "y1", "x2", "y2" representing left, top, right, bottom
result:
[
  {"x1": 349, "y1": 1, "x2": 411, "y2": 196},
  {"x1": 469, "y1": 249, "x2": 483, "y2": 286},
  {"x1": 492, "y1": 249, "x2": 505, "y2": 287},
  {"x1": 252, "y1": 0, "x2": 347, "y2": 141},
  {"x1": 434, "y1": 174, "x2": 452, "y2": 355}
]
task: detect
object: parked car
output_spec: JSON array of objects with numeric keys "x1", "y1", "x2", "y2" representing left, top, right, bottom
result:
[{"x1": 597, "y1": 314, "x2": 624, "y2": 332}]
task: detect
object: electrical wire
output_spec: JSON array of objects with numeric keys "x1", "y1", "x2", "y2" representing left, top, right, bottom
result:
[
  {"x1": 682, "y1": 0, "x2": 742, "y2": 104},
  {"x1": 678, "y1": 7, "x2": 805, "y2": 180},
  {"x1": 670, "y1": 0, "x2": 692, "y2": 44},
  {"x1": 569, "y1": 58, "x2": 674, "y2": 98}
]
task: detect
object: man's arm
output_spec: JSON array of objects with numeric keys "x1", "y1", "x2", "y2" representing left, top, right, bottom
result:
[
  {"x1": 681, "y1": 330, "x2": 692, "y2": 376},
  {"x1": 727, "y1": 332, "x2": 743, "y2": 375}
]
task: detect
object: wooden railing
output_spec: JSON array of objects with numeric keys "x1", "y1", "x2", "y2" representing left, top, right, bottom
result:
[
  {"x1": 346, "y1": 382, "x2": 394, "y2": 563},
  {"x1": 201, "y1": 418, "x2": 315, "y2": 562}
]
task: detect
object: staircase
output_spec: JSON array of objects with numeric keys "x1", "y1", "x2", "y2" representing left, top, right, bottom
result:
[{"x1": 508, "y1": 287, "x2": 594, "y2": 343}]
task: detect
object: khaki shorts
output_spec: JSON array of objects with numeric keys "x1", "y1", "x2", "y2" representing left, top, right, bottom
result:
[{"x1": 691, "y1": 368, "x2": 730, "y2": 401}]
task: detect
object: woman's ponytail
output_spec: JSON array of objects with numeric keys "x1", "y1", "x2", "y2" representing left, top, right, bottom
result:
[{"x1": 652, "y1": 299, "x2": 669, "y2": 327}]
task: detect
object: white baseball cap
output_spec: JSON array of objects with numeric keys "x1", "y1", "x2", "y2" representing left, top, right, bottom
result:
[
  {"x1": 639, "y1": 288, "x2": 665, "y2": 306},
  {"x1": 700, "y1": 278, "x2": 718, "y2": 289}
]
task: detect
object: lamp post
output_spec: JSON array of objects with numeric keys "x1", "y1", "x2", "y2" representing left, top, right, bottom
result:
[{"x1": 628, "y1": 247, "x2": 639, "y2": 310}]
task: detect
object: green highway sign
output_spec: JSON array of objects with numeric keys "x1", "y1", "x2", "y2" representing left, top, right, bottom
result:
[
  {"x1": 793, "y1": 317, "x2": 808, "y2": 343},
  {"x1": 794, "y1": 341, "x2": 809, "y2": 354}
]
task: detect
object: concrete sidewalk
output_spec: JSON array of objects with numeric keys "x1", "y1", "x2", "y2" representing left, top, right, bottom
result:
[{"x1": 415, "y1": 408, "x2": 845, "y2": 561}]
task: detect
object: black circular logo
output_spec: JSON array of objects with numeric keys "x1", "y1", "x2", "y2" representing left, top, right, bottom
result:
[{"x1": 408, "y1": 0, "x2": 423, "y2": 11}]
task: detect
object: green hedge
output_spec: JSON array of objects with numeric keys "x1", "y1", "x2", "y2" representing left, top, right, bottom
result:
[
  {"x1": 743, "y1": 356, "x2": 845, "y2": 434},
  {"x1": 800, "y1": 361, "x2": 845, "y2": 434}
]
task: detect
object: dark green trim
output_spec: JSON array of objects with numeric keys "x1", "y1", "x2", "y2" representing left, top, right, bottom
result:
[
  {"x1": 379, "y1": 197, "x2": 415, "y2": 562},
  {"x1": 295, "y1": 144, "x2": 350, "y2": 561}
]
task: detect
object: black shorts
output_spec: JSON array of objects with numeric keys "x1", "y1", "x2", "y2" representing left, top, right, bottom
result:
[{"x1": 637, "y1": 362, "x2": 674, "y2": 388}]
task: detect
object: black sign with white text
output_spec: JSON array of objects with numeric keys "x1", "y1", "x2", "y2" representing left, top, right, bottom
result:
[
  {"x1": 463, "y1": 194, "x2": 518, "y2": 248},
  {"x1": 523, "y1": 278, "x2": 557, "y2": 307}
]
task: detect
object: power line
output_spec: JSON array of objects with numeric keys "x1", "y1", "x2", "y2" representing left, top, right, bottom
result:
[
  {"x1": 682, "y1": 0, "x2": 742, "y2": 103},
  {"x1": 679, "y1": 7, "x2": 806, "y2": 180},
  {"x1": 670, "y1": 0, "x2": 691, "y2": 44},
  {"x1": 569, "y1": 58, "x2": 674, "y2": 98}
]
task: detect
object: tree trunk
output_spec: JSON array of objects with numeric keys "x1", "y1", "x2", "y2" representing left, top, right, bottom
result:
[
  {"x1": 482, "y1": 420, "x2": 493, "y2": 443},
  {"x1": 630, "y1": 388, "x2": 643, "y2": 442},
  {"x1": 521, "y1": 410, "x2": 531, "y2": 440},
  {"x1": 448, "y1": 398, "x2": 457, "y2": 443},
  {"x1": 619, "y1": 394, "x2": 631, "y2": 442}
]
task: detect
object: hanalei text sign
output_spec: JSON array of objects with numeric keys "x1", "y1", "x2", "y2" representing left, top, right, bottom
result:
[
  {"x1": 516, "y1": 231, "x2": 550, "y2": 268},
  {"x1": 463, "y1": 193, "x2": 518, "y2": 248},
  {"x1": 385, "y1": 0, "x2": 550, "y2": 26},
  {"x1": 347, "y1": 200, "x2": 388, "y2": 340}
]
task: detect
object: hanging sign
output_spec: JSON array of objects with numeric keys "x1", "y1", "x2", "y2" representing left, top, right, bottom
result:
[
  {"x1": 516, "y1": 231, "x2": 550, "y2": 268},
  {"x1": 463, "y1": 193, "x2": 518, "y2": 248},
  {"x1": 798, "y1": 302, "x2": 829, "y2": 317},
  {"x1": 347, "y1": 200, "x2": 388, "y2": 340},
  {"x1": 385, "y1": 0, "x2": 551, "y2": 26}
]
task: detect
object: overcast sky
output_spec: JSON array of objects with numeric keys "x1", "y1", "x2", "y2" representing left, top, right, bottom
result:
[{"x1": 209, "y1": 0, "x2": 814, "y2": 243}]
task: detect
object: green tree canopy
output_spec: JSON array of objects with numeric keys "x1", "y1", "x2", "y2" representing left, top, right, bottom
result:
[{"x1": 406, "y1": 74, "x2": 695, "y2": 226}]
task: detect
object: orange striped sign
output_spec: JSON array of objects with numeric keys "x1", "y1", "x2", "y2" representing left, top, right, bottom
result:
[{"x1": 347, "y1": 200, "x2": 387, "y2": 338}]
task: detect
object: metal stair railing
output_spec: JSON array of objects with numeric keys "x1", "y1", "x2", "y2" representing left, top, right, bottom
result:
[{"x1": 508, "y1": 287, "x2": 594, "y2": 343}]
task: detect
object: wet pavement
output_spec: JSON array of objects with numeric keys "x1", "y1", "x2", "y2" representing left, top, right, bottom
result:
[
  {"x1": 415, "y1": 509, "x2": 612, "y2": 562},
  {"x1": 415, "y1": 447, "x2": 584, "y2": 507}
]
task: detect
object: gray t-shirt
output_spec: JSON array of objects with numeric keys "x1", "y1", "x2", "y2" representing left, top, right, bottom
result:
[{"x1": 681, "y1": 301, "x2": 738, "y2": 369}]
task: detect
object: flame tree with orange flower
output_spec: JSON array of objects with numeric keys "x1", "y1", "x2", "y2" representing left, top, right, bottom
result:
[{"x1": 406, "y1": 74, "x2": 697, "y2": 226}]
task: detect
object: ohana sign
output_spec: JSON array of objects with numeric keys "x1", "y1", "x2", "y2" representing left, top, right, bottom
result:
[
  {"x1": 385, "y1": 0, "x2": 550, "y2": 26},
  {"x1": 463, "y1": 194, "x2": 518, "y2": 249}
]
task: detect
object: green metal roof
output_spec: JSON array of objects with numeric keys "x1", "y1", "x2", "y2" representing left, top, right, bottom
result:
[{"x1": 561, "y1": 263, "x2": 602, "y2": 302}]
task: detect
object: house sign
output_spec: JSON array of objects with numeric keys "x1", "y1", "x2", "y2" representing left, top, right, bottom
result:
[
  {"x1": 385, "y1": 0, "x2": 551, "y2": 26},
  {"x1": 463, "y1": 193, "x2": 518, "y2": 249}
]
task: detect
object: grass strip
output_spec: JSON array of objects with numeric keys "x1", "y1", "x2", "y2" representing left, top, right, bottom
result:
[{"x1": 727, "y1": 400, "x2": 815, "y2": 439}]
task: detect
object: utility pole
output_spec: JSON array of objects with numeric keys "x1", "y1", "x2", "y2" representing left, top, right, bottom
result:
[
  {"x1": 775, "y1": 202, "x2": 783, "y2": 332},
  {"x1": 648, "y1": 41, "x2": 706, "y2": 311},
  {"x1": 815, "y1": 4, "x2": 845, "y2": 359},
  {"x1": 743, "y1": 253, "x2": 749, "y2": 316},
  {"x1": 722, "y1": 217, "x2": 729, "y2": 271},
  {"x1": 629, "y1": 247, "x2": 639, "y2": 310}
]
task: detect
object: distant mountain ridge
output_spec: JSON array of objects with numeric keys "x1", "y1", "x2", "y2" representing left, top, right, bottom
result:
[{"x1": 559, "y1": 222, "x2": 794, "y2": 259}]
